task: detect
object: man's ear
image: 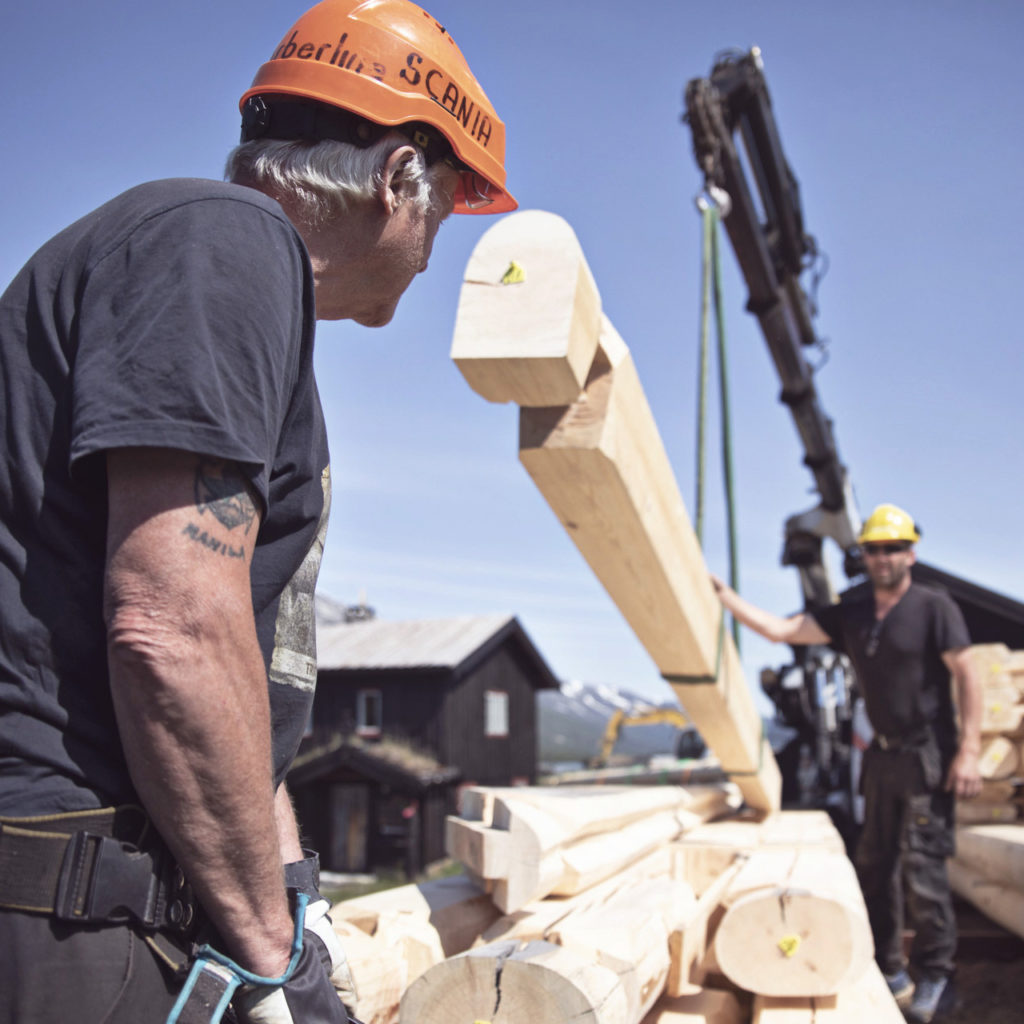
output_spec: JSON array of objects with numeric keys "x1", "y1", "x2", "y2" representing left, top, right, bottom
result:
[{"x1": 377, "y1": 144, "x2": 420, "y2": 214}]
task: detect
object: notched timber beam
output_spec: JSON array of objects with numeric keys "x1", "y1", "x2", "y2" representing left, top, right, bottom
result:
[
  {"x1": 452, "y1": 210, "x2": 781, "y2": 813},
  {"x1": 450, "y1": 209, "x2": 602, "y2": 406}
]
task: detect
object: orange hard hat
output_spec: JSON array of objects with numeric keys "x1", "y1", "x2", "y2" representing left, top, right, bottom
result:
[{"x1": 239, "y1": 0, "x2": 516, "y2": 215}]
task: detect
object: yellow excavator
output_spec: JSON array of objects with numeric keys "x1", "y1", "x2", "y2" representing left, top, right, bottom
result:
[{"x1": 589, "y1": 707, "x2": 694, "y2": 768}]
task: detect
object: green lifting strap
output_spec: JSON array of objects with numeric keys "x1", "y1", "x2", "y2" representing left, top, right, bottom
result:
[{"x1": 694, "y1": 198, "x2": 741, "y2": 653}]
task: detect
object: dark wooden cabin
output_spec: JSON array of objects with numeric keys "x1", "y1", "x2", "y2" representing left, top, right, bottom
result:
[{"x1": 289, "y1": 611, "x2": 560, "y2": 875}]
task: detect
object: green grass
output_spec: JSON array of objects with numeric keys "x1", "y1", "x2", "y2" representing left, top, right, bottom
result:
[{"x1": 322, "y1": 858, "x2": 464, "y2": 904}]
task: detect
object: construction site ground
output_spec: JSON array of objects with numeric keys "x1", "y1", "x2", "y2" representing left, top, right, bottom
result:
[{"x1": 939, "y1": 898, "x2": 1024, "y2": 1024}]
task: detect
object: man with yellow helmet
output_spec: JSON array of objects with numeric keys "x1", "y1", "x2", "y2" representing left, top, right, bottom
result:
[
  {"x1": 712, "y1": 503, "x2": 982, "y2": 1024},
  {"x1": 0, "y1": 2, "x2": 513, "y2": 1021}
]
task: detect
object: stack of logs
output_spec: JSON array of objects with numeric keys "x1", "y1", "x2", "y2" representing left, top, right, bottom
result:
[
  {"x1": 947, "y1": 643, "x2": 1024, "y2": 942},
  {"x1": 330, "y1": 784, "x2": 904, "y2": 1024},
  {"x1": 961, "y1": 643, "x2": 1024, "y2": 824}
]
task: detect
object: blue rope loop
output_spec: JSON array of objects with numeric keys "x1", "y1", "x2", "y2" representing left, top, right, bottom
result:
[{"x1": 165, "y1": 892, "x2": 310, "y2": 1024}]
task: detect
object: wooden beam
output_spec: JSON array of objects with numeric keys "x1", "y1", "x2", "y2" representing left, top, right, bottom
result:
[
  {"x1": 330, "y1": 919, "x2": 407, "y2": 1024},
  {"x1": 752, "y1": 963, "x2": 903, "y2": 1023},
  {"x1": 450, "y1": 209, "x2": 602, "y2": 406},
  {"x1": 641, "y1": 988, "x2": 745, "y2": 1024},
  {"x1": 551, "y1": 876, "x2": 691, "y2": 1022},
  {"x1": 954, "y1": 823, "x2": 1024, "y2": 891},
  {"x1": 517, "y1": 326, "x2": 780, "y2": 813},
  {"x1": 479, "y1": 845, "x2": 679, "y2": 946},
  {"x1": 949, "y1": 854, "x2": 1024, "y2": 941},
  {"x1": 451, "y1": 210, "x2": 782, "y2": 813},
  {"x1": 667, "y1": 856, "x2": 745, "y2": 997},
  {"x1": 448, "y1": 784, "x2": 735, "y2": 913},
  {"x1": 333, "y1": 873, "x2": 502, "y2": 959},
  {"x1": 674, "y1": 810, "x2": 847, "y2": 894}
]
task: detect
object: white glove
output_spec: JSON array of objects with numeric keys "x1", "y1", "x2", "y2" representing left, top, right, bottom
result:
[
  {"x1": 303, "y1": 895, "x2": 359, "y2": 1014},
  {"x1": 233, "y1": 938, "x2": 349, "y2": 1024}
]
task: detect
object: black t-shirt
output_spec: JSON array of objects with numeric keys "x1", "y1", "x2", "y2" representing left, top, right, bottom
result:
[
  {"x1": 810, "y1": 581, "x2": 970, "y2": 743},
  {"x1": 0, "y1": 179, "x2": 330, "y2": 814}
]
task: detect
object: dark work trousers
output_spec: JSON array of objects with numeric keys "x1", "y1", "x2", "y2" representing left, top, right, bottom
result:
[
  {"x1": 0, "y1": 909, "x2": 181, "y2": 1024},
  {"x1": 855, "y1": 741, "x2": 957, "y2": 979}
]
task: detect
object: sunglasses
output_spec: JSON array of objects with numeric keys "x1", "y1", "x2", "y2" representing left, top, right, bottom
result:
[{"x1": 863, "y1": 542, "x2": 910, "y2": 556}]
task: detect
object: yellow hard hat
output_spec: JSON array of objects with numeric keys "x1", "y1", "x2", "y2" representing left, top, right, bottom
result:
[{"x1": 858, "y1": 504, "x2": 920, "y2": 545}]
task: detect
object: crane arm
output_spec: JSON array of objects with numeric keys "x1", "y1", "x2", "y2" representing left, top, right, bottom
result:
[{"x1": 684, "y1": 48, "x2": 861, "y2": 606}]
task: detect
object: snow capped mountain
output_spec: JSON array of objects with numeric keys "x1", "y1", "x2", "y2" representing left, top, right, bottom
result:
[{"x1": 537, "y1": 678, "x2": 702, "y2": 769}]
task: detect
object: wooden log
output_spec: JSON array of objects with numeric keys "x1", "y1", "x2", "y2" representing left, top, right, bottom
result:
[
  {"x1": 954, "y1": 823, "x2": 1024, "y2": 890},
  {"x1": 955, "y1": 801, "x2": 1019, "y2": 825},
  {"x1": 551, "y1": 877, "x2": 692, "y2": 1022},
  {"x1": 517, "y1": 325, "x2": 781, "y2": 813},
  {"x1": 711, "y1": 847, "x2": 873, "y2": 997},
  {"x1": 674, "y1": 810, "x2": 845, "y2": 896},
  {"x1": 554, "y1": 808, "x2": 695, "y2": 898},
  {"x1": 331, "y1": 919, "x2": 406, "y2": 1024},
  {"x1": 667, "y1": 856, "x2": 745, "y2": 996},
  {"x1": 948, "y1": 857, "x2": 1024, "y2": 941},
  {"x1": 967, "y1": 642, "x2": 1012, "y2": 680},
  {"x1": 978, "y1": 735, "x2": 1021, "y2": 781},
  {"x1": 333, "y1": 873, "x2": 501, "y2": 958},
  {"x1": 448, "y1": 784, "x2": 734, "y2": 913},
  {"x1": 450, "y1": 209, "x2": 602, "y2": 406},
  {"x1": 751, "y1": 962, "x2": 903, "y2": 1023},
  {"x1": 480, "y1": 845, "x2": 678, "y2": 946},
  {"x1": 399, "y1": 939, "x2": 629, "y2": 1024},
  {"x1": 640, "y1": 987, "x2": 745, "y2": 1024},
  {"x1": 980, "y1": 690, "x2": 1024, "y2": 736}
]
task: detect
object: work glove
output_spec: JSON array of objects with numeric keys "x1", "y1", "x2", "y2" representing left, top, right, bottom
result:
[
  {"x1": 282, "y1": 851, "x2": 359, "y2": 1015},
  {"x1": 166, "y1": 892, "x2": 354, "y2": 1024},
  {"x1": 233, "y1": 938, "x2": 351, "y2": 1024}
]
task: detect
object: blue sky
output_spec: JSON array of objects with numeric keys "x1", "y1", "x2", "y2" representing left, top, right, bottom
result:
[{"x1": 3, "y1": 1, "x2": 1022, "y2": 706}]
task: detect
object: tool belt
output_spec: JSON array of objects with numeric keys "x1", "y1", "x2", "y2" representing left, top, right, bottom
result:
[{"x1": 0, "y1": 805, "x2": 199, "y2": 938}]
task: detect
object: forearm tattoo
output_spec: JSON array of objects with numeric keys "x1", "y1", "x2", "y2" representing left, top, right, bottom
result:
[{"x1": 181, "y1": 458, "x2": 257, "y2": 559}]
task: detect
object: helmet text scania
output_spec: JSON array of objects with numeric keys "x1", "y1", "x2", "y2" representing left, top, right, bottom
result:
[{"x1": 239, "y1": 0, "x2": 516, "y2": 215}]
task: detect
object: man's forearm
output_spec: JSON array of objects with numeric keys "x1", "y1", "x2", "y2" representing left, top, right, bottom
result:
[
  {"x1": 108, "y1": 625, "x2": 295, "y2": 976},
  {"x1": 710, "y1": 575, "x2": 828, "y2": 645},
  {"x1": 954, "y1": 669, "x2": 983, "y2": 754},
  {"x1": 104, "y1": 448, "x2": 295, "y2": 977}
]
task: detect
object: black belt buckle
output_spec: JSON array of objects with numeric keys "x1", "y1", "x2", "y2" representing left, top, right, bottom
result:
[
  {"x1": 55, "y1": 830, "x2": 162, "y2": 926},
  {"x1": 877, "y1": 734, "x2": 895, "y2": 750}
]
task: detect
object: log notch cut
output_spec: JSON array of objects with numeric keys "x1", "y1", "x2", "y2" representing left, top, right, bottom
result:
[
  {"x1": 446, "y1": 782, "x2": 737, "y2": 912},
  {"x1": 450, "y1": 209, "x2": 781, "y2": 814}
]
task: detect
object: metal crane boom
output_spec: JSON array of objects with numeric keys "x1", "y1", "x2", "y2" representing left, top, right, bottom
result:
[{"x1": 684, "y1": 48, "x2": 861, "y2": 608}]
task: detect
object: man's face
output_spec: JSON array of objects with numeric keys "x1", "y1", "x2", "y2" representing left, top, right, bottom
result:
[
  {"x1": 862, "y1": 541, "x2": 916, "y2": 590},
  {"x1": 332, "y1": 163, "x2": 460, "y2": 327}
]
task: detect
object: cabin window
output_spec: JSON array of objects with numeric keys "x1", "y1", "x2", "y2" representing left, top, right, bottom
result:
[
  {"x1": 356, "y1": 689, "x2": 382, "y2": 737},
  {"x1": 484, "y1": 690, "x2": 509, "y2": 737}
]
